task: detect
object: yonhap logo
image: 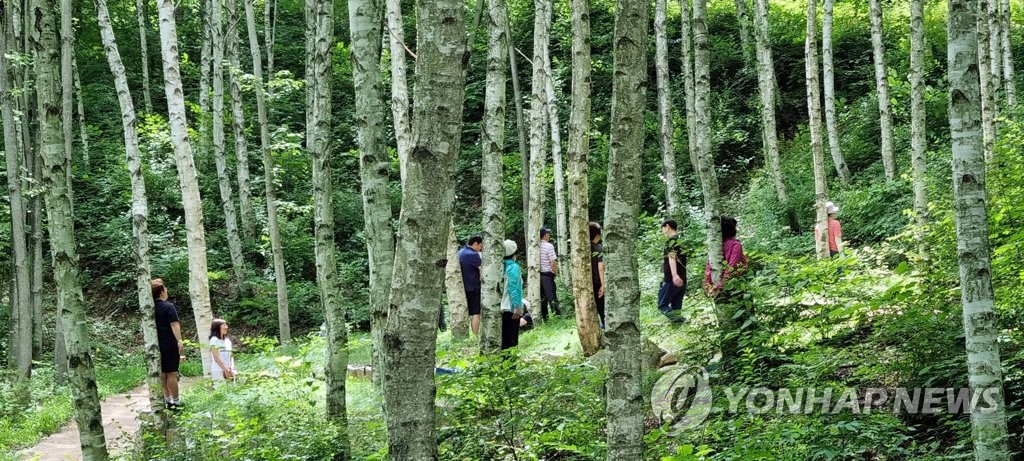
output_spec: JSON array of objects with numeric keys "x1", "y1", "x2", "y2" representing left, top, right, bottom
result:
[{"x1": 651, "y1": 365, "x2": 712, "y2": 434}]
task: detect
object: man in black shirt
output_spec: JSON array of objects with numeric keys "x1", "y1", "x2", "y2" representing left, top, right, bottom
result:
[
  {"x1": 152, "y1": 278, "x2": 184, "y2": 409},
  {"x1": 589, "y1": 222, "x2": 606, "y2": 329},
  {"x1": 657, "y1": 220, "x2": 688, "y2": 323}
]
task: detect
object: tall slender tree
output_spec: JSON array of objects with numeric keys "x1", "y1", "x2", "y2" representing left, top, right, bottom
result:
[
  {"x1": 381, "y1": 0, "x2": 466, "y2": 456},
  {"x1": 681, "y1": 0, "x2": 698, "y2": 170},
  {"x1": 444, "y1": 222, "x2": 469, "y2": 337},
  {"x1": 310, "y1": 0, "x2": 347, "y2": 446},
  {"x1": 807, "y1": 0, "x2": 830, "y2": 259},
  {"x1": 869, "y1": 0, "x2": 895, "y2": 181},
  {"x1": 480, "y1": 0, "x2": 509, "y2": 353},
  {"x1": 72, "y1": 59, "x2": 88, "y2": 170},
  {"x1": 545, "y1": 74, "x2": 569, "y2": 279},
  {"x1": 734, "y1": 0, "x2": 754, "y2": 67},
  {"x1": 95, "y1": 0, "x2": 163, "y2": 413},
  {"x1": 60, "y1": 0, "x2": 72, "y2": 199},
  {"x1": 508, "y1": 21, "x2": 530, "y2": 223},
  {"x1": 1000, "y1": 0, "x2": 1015, "y2": 106},
  {"x1": 386, "y1": 0, "x2": 411, "y2": 184},
  {"x1": 265, "y1": 0, "x2": 277, "y2": 75},
  {"x1": 199, "y1": 0, "x2": 212, "y2": 115},
  {"x1": 605, "y1": 0, "x2": 648, "y2": 455},
  {"x1": 244, "y1": 0, "x2": 290, "y2": 343},
  {"x1": 910, "y1": 0, "x2": 927, "y2": 251},
  {"x1": 527, "y1": 0, "x2": 552, "y2": 315},
  {"x1": 947, "y1": 1, "x2": 1011, "y2": 458},
  {"x1": 988, "y1": 0, "x2": 1003, "y2": 101},
  {"x1": 31, "y1": 0, "x2": 108, "y2": 456},
  {"x1": 979, "y1": 0, "x2": 997, "y2": 163},
  {"x1": 158, "y1": 0, "x2": 215, "y2": 375},
  {"x1": 226, "y1": 0, "x2": 257, "y2": 242},
  {"x1": 822, "y1": 0, "x2": 850, "y2": 184},
  {"x1": 655, "y1": 0, "x2": 678, "y2": 216},
  {"x1": 694, "y1": 0, "x2": 723, "y2": 282},
  {"x1": 135, "y1": 0, "x2": 153, "y2": 113}
]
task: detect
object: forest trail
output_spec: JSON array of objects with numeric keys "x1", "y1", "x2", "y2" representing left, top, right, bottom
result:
[{"x1": 17, "y1": 377, "x2": 198, "y2": 461}]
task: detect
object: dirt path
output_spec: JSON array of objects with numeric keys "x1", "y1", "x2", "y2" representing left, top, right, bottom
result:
[{"x1": 18, "y1": 377, "x2": 197, "y2": 461}]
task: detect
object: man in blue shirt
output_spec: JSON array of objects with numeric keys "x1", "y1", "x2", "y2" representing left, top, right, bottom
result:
[{"x1": 458, "y1": 235, "x2": 484, "y2": 335}]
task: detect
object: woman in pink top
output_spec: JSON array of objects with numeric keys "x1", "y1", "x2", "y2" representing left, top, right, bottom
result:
[
  {"x1": 814, "y1": 201, "x2": 843, "y2": 256},
  {"x1": 705, "y1": 217, "x2": 748, "y2": 297}
]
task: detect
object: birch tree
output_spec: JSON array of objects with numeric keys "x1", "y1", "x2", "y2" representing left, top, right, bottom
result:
[
  {"x1": 947, "y1": 1, "x2": 1011, "y2": 458},
  {"x1": 30, "y1": 0, "x2": 108, "y2": 456},
  {"x1": 1000, "y1": 0, "x2": 1015, "y2": 106},
  {"x1": 444, "y1": 223, "x2": 469, "y2": 337},
  {"x1": 545, "y1": 73, "x2": 569, "y2": 279},
  {"x1": 605, "y1": 0, "x2": 647, "y2": 455},
  {"x1": 60, "y1": 0, "x2": 72, "y2": 193},
  {"x1": 910, "y1": 0, "x2": 927, "y2": 248},
  {"x1": 681, "y1": 0, "x2": 698, "y2": 169},
  {"x1": 655, "y1": 0, "x2": 679, "y2": 216},
  {"x1": 386, "y1": 0, "x2": 411, "y2": 183},
  {"x1": 73, "y1": 60, "x2": 88, "y2": 170},
  {"x1": 509, "y1": 24, "x2": 530, "y2": 222},
  {"x1": 734, "y1": 0, "x2": 754, "y2": 67},
  {"x1": 807, "y1": 0, "x2": 830, "y2": 259},
  {"x1": 381, "y1": 0, "x2": 466, "y2": 457},
  {"x1": 265, "y1": 0, "x2": 276, "y2": 75},
  {"x1": 226, "y1": 0, "x2": 257, "y2": 242},
  {"x1": 135, "y1": 0, "x2": 153, "y2": 113},
  {"x1": 754, "y1": 0, "x2": 799, "y2": 233},
  {"x1": 200, "y1": 0, "x2": 212, "y2": 115},
  {"x1": 869, "y1": 0, "x2": 895, "y2": 181},
  {"x1": 158, "y1": 0, "x2": 215, "y2": 375},
  {"x1": 694, "y1": 0, "x2": 723, "y2": 282},
  {"x1": 210, "y1": 0, "x2": 247, "y2": 292},
  {"x1": 527, "y1": 0, "x2": 551, "y2": 314},
  {"x1": 567, "y1": 0, "x2": 600, "y2": 355},
  {"x1": 979, "y1": 0, "x2": 997, "y2": 163},
  {"x1": 479, "y1": 0, "x2": 509, "y2": 353},
  {"x1": 309, "y1": 0, "x2": 347, "y2": 442},
  {"x1": 0, "y1": 4, "x2": 31, "y2": 381},
  {"x1": 244, "y1": 0, "x2": 290, "y2": 343},
  {"x1": 95, "y1": 0, "x2": 163, "y2": 413},
  {"x1": 988, "y1": 0, "x2": 1002, "y2": 101},
  {"x1": 822, "y1": 0, "x2": 850, "y2": 184}
]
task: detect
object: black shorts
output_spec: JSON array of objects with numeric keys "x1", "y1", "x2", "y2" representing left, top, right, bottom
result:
[
  {"x1": 159, "y1": 344, "x2": 180, "y2": 373},
  {"x1": 466, "y1": 290, "x2": 482, "y2": 316}
]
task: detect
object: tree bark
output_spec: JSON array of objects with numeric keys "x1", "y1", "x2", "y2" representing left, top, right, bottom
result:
[
  {"x1": 979, "y1": 0, "x2": 997, "y2": 163},
  {"x1": 479, "y1": 0, "x2": 509, "y2": 353},
  {"x1": 211, "y1": 0, "x2": 247, "y2": 294},
  {"x1": 73, "y1": 59, "x2": 88, "y2": 171},
  {"x1": 869, "y1": 0, "x2": 895, "y2": 181},
  {"x1": 30, "y1": 0, "x2": 109, "y2": 456},
  {"x1": 527, "y1": 0, "x2": 551, "y2": 315},
  {"x1": 95, "y1": 0, "x2": 163, "y2": 414},
  {"x1": 508, "y1": 25, "x2": 530, "y2": 226},
  {"x1": 694, "y1": 0, "x2": 723, "y2": 282},
  {"x1": 244, "y1": 0, "x2": 289, "y2": 343},
  {"x1": 910, "y1": 0, "x2": 927, "y2": 253},
  {"x1": 545, "y1": 69, "x2": 569, "y2": 280},
  {"x1": 988, "y1": 0, "x2": 1003, "y2": 102},
  {"x1": 265, "y1": 0, "x2": 276, "y2": 76},
  {"x1": 807, "y1": 0, "x2": 830, "y2": 260},
  {"x1": 386, "y1": 0, "x2": 411, "y2": 185},
  {"x1": 1000, "y1": 0, "x2": 1015, "y2": 106},
  {"x1": 604, "y1": 0, "x2": 647, "y2": 455},
  {"x1": 444, "y1": 222, "x2": 469, "y2": 337},
  {"x1": 947, "y1": 1, "x2": 1011, "y2": 458},
  {"x1": 567, "y1": 0, "x2": 600, "y2": 355},
  {"x1": 158, "y1": 0, "x2": 215, "y2": 376},
  {"x1": 309, "y1": 0, "x2": 347, "y2": 445},
  {"x1": 226, "y1": 0, "x2": 257, "y2": 243},
  {"x1": 135, "y1": 0, "x2": 153, "y2": 113},
  {"x1": 822, "y1": 0, "x2": 850, "y2": 184},
  {"x1": 754, "y1": 0, "x2": 799, "y2": 233},
  {"x1": 381, "y1": 0, "x2": 465, "y2": 456},
  {"x1": 680, "y1": 0, "x2": 698, "y2": 170},
  {"x1": 60, "y1": 0, "x2": 72, "y2": 200},
  {"x1": 734, "y1": 0, "x2": 754, "y2": 67},
  {"x1": 655, "y1": 0, "x2": 679, "y2": 216},
  {"x1": 0, "y1": 4, "x2": 31, "y2": 381},
  {"x1": 200, "y1": 0, "x2": 212, "y2": 116}
]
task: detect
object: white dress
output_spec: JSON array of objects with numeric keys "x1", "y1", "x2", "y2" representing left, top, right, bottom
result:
[{"x1": 209, "y1": 336, "x2": 236, "y2": 381}]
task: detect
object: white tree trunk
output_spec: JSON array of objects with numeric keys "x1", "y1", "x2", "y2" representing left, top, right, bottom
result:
[
  {"x1": 527, "y1": 0, "x2": 551, "y2": 316},
  {"x1": 135, "y1": 0, "x2": 153, "y2": 113},
  {"x1": 60, "y1": 0, "x2": 73, "y2": 199},
  {"x1": 508, "y1": 22, "x2": 530, "y2": 223},
  {"x1": 158, "y1": 0, "x2": 215, "y2": 376},
  {"x1": 988, "y1": 0, "x2": 1003, "y2": 101},
  {"x1": 947, "y1": 1, "x2": 1011, "y2": 458},
  {"x1": 822, "y1": 0, "x2": 850, "y2": 184},
  {"x1": 480, "y1": 0, "x2": 509, "y2": 353},
  {"x1": 545, "y1": 70, "x2": 569, "y2": 280},
  {"x1": 381, "y1": 0, "x2": 466, "y2": 456},
  {"x1": 604, "y1": 0, "x2": 647, "y2": 455},
  {"x1": 979, "y1": 0, "x2": 997, "y2": 163},
  {"x1": 309, "y1": 0, "x2": 347, "y2": 442},
  {"x1": 1001, "y1": 0, "x2": 1016, "y2": 106},
  {"x1": 807, "y1": 0, "x2": 830, "y2": 260},
  {"x1": 681, "y1": 0, "x2": 698, "y2": 170},
  {"x1": 95, "y1": 0, "x2": 163, "y2": 413},
  {"x1": 869, "y1": 0, "x2": 895, "y2": 181},
  {"x1": 694, "y1": 0, "x2": 723, "y2": 283},
  {"x1": 211, "y1": 0, "x2": 247, "y2": 293},
  {"x1": 31, "y1": 0, "x2": 109, "y2": 456},
  {"x1": 655, "y1": 0, "x2": 679, "y2": 216},
  {"x1": 386, "y1": 0, "x2": 411, "y2": 185},
  {"x1": 0, "y1": 8, "x2": 32, "y2": 381},
  {"x1": 910, "y1": 0, "x2": 927, "y2": 252},
  {"x1": 73, "y1": 59, "x2": 88, "y2": 171},
  {"x1": 200, "y1": 0, "x2": 212, "y2": 115},
  {"x1": 244, "y1": 0, "x2": 289, "y2": 343},
  {"x1": 444, "y1": 222, "x2": 469, "y2": 337},
  {"x1": 734, "y1": 0, "x2": 754, "y2": 67},
  {"x1": 265, "y1": 0, "x2": 276, "y2": 76},
  {"x1": 567, "y1": 0, "x2": 600, "y2": 355},
  {"x1": 226, "y1": 0, "x2": 257, "y2": 243}
]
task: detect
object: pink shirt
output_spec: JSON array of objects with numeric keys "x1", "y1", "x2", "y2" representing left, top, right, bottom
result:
[
  {"x1": 704, "y1": 238, "x2": 747, "y2": 288},
  {"x1": 814, "y1": 218, "x2": 842, "y2": 251}
]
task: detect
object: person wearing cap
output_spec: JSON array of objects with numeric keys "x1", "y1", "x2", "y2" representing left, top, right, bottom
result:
[
  {"x1": 589, "y1": 222, "x2": 606, "y2": 328},
  {"x1": 814, "y1": 201, "x2": 843, "y2": 257},
  {"x1": 501, "y1": 240, "x2": 524, "y2": 349},
  {"x1": 458, "y1": 235, "x2": 484, "y2": 335},
  {"x1": 657, "y1": 219, "x2": 688, "y2": 323},
  {"x1": 538, "y1": 227, "x2": 561, "y2": 320}
]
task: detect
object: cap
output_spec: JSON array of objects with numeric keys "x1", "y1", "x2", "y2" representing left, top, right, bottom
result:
[
  {"x1": 503, "y1": 239, "x2": 518, "y2": 257},
  {"x1": 826, "y1": 201, "x2": 839, "y2": 215},
  {"x1": 540, "y1": 227, "x2": 551, "y2": 237}
]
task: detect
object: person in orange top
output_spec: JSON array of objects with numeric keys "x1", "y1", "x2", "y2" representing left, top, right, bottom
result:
[{"x1": 814, "y1": 201, "x2": 843, "y2": 257}]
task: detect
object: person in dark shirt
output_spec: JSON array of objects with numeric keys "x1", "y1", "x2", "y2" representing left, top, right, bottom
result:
[
  {"x1": 152, "y1": 278, "x2": 184, "y2": 409},
  {"x1": 657, "y1": 220, "x2": 688, "y2": 323},
  {"x1": 457, "y1": 235, "x2": 484, "y2": 335},
  {"x1": 589, "y1": 222, "x2": 606, "y2": 329}
]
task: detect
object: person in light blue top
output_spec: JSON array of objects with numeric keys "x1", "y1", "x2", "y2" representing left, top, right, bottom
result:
[{"x1": 501, "y1": 239, "x2": 523, "y2": 349}]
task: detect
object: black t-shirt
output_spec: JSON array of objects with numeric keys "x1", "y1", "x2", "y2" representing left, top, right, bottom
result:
[
  {"x1": 591, "y1": 242, "x2": 604, "y2": 286},
  {"x1": 662, "y1": 234, "x2": 687, "y2": 283},
  {"x1": 155, "y1": 300, "x2": 180, "y2": 346}
]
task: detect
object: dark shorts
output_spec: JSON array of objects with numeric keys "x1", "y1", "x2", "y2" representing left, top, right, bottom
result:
[
  {"x1": 466, "y1": 290, "x2": 482, "y2": 316},
  {"x1": 159, "y1": 344, "x2": 180, "y2": 373}
]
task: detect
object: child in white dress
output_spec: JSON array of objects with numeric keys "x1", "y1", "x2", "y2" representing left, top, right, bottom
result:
[{"x1": 209, "y1": 318, "x2": 236, "y2": 382}]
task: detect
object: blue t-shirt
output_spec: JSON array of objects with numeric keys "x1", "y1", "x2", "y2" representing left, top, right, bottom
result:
[{"x1": 458, "y1": 246, "x2": 482, "y2": 291}]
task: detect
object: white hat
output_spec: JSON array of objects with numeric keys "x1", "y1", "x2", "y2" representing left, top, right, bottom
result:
[
  {"x1": 826, "y1": 201, "x2": 839, "y2": 214},
  {"x1": 503, "y1": 239, "x2": 518, "y2": 257}
]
